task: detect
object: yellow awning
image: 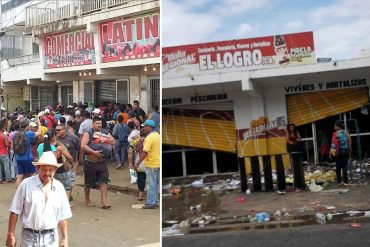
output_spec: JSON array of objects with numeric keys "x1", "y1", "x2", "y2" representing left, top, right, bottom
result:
[
  {"x1": 162, "y1": 109, "x2": 237, "y2": 153},
  {"x1": 287, "y1": 87, "x2": 369, "y2": 126}
]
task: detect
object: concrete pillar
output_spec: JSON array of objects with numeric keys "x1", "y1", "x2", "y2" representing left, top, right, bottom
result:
[{"x1": 139, "y1": 74, "x2": 148, "y2": 113}]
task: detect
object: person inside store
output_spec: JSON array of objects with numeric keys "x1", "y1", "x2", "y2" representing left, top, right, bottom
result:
[
  {"x1": 331, "y1": 120, "x2": 352, "y2": 186},
  {"x1": 286, "y1": 123, "x2": 302, "y2": 153}
]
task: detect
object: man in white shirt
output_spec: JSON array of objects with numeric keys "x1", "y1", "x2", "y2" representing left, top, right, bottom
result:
[{"x1": 6, "y1": 151, "x2": 72, "y2": 247}]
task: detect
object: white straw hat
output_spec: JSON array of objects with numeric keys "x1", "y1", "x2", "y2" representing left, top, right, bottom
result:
[{"x1": 32, "y1": 151, "x2": 63, "y2": 168}]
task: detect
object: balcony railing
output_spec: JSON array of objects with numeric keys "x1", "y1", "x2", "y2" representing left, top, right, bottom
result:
[
  {"x1": 7, "y1": 54, "x2": 40, "y2": 67},
  {"x1": 25, "y1": 0, "x2": 137, "y2": 28}
]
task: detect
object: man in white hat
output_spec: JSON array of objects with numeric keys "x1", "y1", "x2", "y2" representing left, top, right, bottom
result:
[{"x1": 6, "y1": 151, "x2": 72, "y2": 247}]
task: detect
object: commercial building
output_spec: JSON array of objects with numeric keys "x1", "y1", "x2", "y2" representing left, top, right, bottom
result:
[
  {"x1": 162, "y1": 31, "x2": 370, "y2": 177},
  {"x1": 0, "y1": 0, "x2": 160, "y2": 112}
]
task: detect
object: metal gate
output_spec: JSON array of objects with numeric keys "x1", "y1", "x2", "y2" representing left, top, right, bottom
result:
[{"x1": 150, "y1": 78, "x2": 160, "y2": 108}]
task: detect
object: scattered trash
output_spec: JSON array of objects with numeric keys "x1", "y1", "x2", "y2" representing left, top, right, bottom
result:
[
  {"x1": 327, "y1": 213, "x2": 333, "y2": 220},
  {"x1": 192, "y1": 215, "x2": 216, "y2": 227},
  {"x1": 308, "y1": 180, "x2": 324, "y2": 192},
  {"x1": 347, "y1": 211, "x2": 363, "y2": 217},
  {"x1": 315, "y1": 213, "x2": 327, "y2": 225},
  {"x1": 255, "y1": 212, "x2": 270, "y2": 222},
  {"x1": 132, "y1": 204, "x2": 145, "y2": 209},
  {"x1": 349, "y1": 223, "x2": 362, "y2": 228},
  {"x1": 163, "y1": 183, "x2": 172, "y2": 190},
  {"x1": 297, "y1": 206, "x2": 311, "y2": 213},
  {"x1": 364, "y1": 211, "x2": 370, "y2": 217},
  {"x1": 179, "y1": 220, "x2": 190, "y2": 229},
  {"x1": 235, "y1": 197, "x2": 245, "y2": 203},
  {"x1": 129, "y1": 168, "x2": 137, "y2": 184},
  {"x1": 171, "y1": 188, "x2": 181, "y2": 195},
  {"x1": 326, "y1": 206, "x2": 336, "y2": 210},
  {"x1": 277, "y1": 190, "x2": 286, "y2": 195},
  {"x1": 273, "y1": 210, "x2": 282, "y2": 221},
  {"x1": 162, "y1": 224, "x2": 184, "y2": 237},
  {"x1": 246, "y1": 189, "x2": 251, "y2": 195},
  {"x1": 320, "y1": 189, "x2": 350, "y2": 194},
  {"x1": 165, "y1": 220, "x2": 180, "y2": 224},
  {"x1": 191, "y1": 178, "x2": 204, "y2": 187},
  {"x1": 190, "y1": 204, "x2": 202, "y2": 211}
]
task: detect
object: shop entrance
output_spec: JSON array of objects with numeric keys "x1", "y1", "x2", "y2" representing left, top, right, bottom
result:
[
  {"x1": 162, "y1": 101, "x2": 238, "y2": 177},
  {"x1": 286, "y1": 87, "x2": 369, "y2": 164}
]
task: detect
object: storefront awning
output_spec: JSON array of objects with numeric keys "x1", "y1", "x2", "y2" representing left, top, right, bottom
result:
[
  {"x1": 162, "y1": 108, "x2": 237, "y2": 153},
  {"x1": 287, "y1": 87, "x2": 369, "y2": 126}
]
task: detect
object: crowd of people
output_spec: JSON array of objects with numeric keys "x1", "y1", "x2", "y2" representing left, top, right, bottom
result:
[{"x1": 2, "y1": 100, "x2": 160, "y2": 246}]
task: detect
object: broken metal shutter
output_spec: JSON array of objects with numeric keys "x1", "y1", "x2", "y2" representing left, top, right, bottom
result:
[
  {"x1": 162, "y1": 105, "x2": 236, "y2": 153},
  {"x1": 95, "y1": 80, "x2": 116, "y2": 105},
  {"x1": 287, "y1": 87, "x2": 369, "y2": 126}
]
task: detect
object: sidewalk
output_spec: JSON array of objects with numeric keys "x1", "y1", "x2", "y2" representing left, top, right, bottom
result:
[
  {"x1": 75, "y1": 159, "x2": 140, "y2": 194},
  {"x1": 163, "y1": 174, "x2": 370, "y2": 235}
]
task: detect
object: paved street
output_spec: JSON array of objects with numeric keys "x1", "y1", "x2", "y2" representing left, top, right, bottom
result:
[
  {"x1": 0, "y1": 162, "x2": 160, "y2": 247},
  {"x1": 163, "y1": 223, "x2": 370, "y2": 247}
]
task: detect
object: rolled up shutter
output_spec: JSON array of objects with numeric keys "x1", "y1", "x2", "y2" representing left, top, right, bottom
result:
[
  {"x1": 162, "y1": 107, "x2": 236, "y2": 153},
  {"x1": 287, "y1": 87, "x2": 369, "y2": 126}
]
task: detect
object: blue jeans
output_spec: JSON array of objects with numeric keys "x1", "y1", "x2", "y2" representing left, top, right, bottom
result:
[
  {"x1": 9, "y1": 151, "x2": 17, "y2": 179},
  {"x1": 21, "y1": 228, "x2": 58, "y2": 247},
  {"x1": 115, "y1": 141, "x2": 127, "y2": 165},
  {"x1": 144, "y1": 167, "x2": 159, "y2": 207},
  {"x1": 0, "y1": 155, "x2": 11, "y2": 181}
]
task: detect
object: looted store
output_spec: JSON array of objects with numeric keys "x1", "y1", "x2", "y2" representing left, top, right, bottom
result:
[{"x1": 162, "y1": 31, "x2": 370, "y2": 182}]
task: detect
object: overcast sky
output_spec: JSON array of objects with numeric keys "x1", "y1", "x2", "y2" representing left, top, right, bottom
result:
[{"x1": 162, "y1": 0, "x2": 370, "y2": 60}]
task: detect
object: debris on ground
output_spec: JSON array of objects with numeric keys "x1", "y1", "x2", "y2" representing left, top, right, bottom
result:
[
  {"x1": 163, "y1": 183, "x2": 172, "y2": 190},
  {"x1": 191, "y1": 215, "x2": 216, "y2": 226},
  {"x1": 315, "y1": 213, "x2": 327, "y2": 225},
  {"x1": 171, "y1": 188, "x2": 181, "y2": 195},
  {"x1": 255, "y1": 212, "x2": 270, "y2": 222},
  {"x1": 347, "y1": 211, "x2": 363, "y2": 217},
  {"x1": 327, "y1": 213, "x2": 333, "y2": 220},
  {"x1": 349, "y1": 223, "x2": 362, "y2": 228},
  {"x1": 320, "y1": 189, "x2": 350, "y2": 194},
  {"x1": 189, "y1": 204, "x2": 202, "y2": 211},
  {"x1": 235, "y1": 196, "x2": 245, "y2": 203},
  {"x1": 191, "y1": 178, "x2": 204, "y2": 187},
  {"x1": 308, "y1": 180, "x2": 324, "y2": 192}
]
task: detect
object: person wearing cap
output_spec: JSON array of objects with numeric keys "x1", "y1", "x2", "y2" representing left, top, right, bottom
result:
[
  {"x1": 73, "y1": 110, "x2": 83, "y2": 135},
  {"x1": 42, "y1": 109, "x2": 57, "y2": 129},
  {"x1": 92, "y1": 108, "x2": 101, "y2": 116},
  {"x1": 16, "y1": 114, "x2": 24, "y2": 122},
  {"x1": 14, "y1": 117, "x2": 42, "y2": 187},
  {"x1": 85, "y1": 102, "x2": 94, "y2": 114},
  {"x1": 6, "y1": 151, "x2": 72, "y2": 247},
  {"x1": 134, "y1": 119, "x2": 160, "y2": 209},
  {"x1": 28, "y1": 121, "x2": 39, "y2": 162},
  {"x1": 148, "y1": 105, "x2": 160, "y2": 132}
]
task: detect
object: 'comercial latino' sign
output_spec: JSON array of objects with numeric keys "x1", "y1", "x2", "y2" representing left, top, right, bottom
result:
[{"x1": 163, "y1": 31, "x2": 315, "y2": 78}]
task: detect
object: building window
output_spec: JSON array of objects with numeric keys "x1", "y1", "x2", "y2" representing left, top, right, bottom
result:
[
  {"x1": 150, "y1": 78, "x2": 160, "y2": 109},
  {"x1": 61, "y1": 85, "x2": 73, "y2": 106},
  {"x1": 116, "y1": 79, "x2": 129, "y2": 104},
  {"x1": 84, "y1": 81, "x2": 93, "y2": 103}
]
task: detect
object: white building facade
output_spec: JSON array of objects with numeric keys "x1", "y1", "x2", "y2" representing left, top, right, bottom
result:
[
  {"x1": 0, "y1": 0, "x2": 160, "y2": 112},
  {"x1": 162, "y1": 32, "x2": 370, "y2": 177}
]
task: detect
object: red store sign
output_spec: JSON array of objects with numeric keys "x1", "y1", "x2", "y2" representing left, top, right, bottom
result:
[
  {"x1": 163, "y1": 31, "x2": 315, "y2": 76},
  {"x1": 44, "y1": 30, "x2": 96, "y2": 69},
  {"x1": 100, "y1": 13, "x2": 160, "y2": 63}
]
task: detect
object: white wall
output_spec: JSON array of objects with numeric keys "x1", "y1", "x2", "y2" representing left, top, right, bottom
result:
[
  {"x1": 1, "y1": 61, "x2": 43, "y2": 82},
  {"x1": 264, "y1": 85, "x2": 287, "y2": 121}
]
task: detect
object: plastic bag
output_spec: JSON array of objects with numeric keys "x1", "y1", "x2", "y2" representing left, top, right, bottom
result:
[
  {"x1": 308, "y1": 180, "x2": 323, "y2": 192},
  {"x1": 129, "y1": 168, "x2": 137, "y2": 184}
]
